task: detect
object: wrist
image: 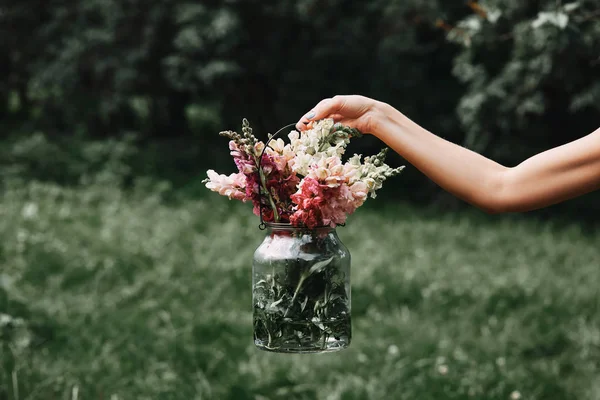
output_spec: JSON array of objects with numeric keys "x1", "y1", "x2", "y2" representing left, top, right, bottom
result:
[{"x1": 371, "y1": 100, "x2": 408, "y2": 140}]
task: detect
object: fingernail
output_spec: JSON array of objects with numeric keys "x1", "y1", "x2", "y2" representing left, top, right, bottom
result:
[{"x1": 305, "y1": 111, "x2": 315, "y2": 120}]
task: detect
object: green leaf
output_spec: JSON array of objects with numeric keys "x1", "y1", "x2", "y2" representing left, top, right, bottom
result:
[{"x1": 307, "y1": 257, "x2": 334, "y2": 276}]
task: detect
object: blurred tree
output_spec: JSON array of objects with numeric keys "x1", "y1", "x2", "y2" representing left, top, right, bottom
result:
[
  {"x1": 1, "y1": 0, "x2": 599, "y2": 213},
  {"x1": 0, "y1": 0, "x2": 461, "y2": 140},
  {"x1": 446, "y1": 0, "x2": 600, "y2": 163}
]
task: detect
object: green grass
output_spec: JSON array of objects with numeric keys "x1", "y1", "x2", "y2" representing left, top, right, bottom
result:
[{"x1": 1, "y1": 179, "x2": 599, "y2": 399}]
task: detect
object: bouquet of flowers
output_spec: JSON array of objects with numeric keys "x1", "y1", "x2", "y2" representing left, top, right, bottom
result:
[{"x1": 204, "y1": 118, "x2": 404, "y2": 227}]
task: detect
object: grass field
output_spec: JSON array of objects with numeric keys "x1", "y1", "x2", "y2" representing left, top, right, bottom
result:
[{"x1": 1, "y1": 178, "x2": 599, "y2": 400}]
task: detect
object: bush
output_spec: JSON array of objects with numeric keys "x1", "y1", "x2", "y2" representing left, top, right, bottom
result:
[{"x1": 0, "y1": 133, "x2": 137, "y2": 187}]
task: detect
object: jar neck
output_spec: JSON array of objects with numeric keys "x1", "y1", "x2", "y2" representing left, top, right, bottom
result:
[{"x1": 265, "y1": 222, "x2": 336, "y2": 235}]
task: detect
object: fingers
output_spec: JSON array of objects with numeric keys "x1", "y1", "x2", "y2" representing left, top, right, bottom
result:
[
  {"x1": 313, "y1": 96, "x2": 345, "y2": 119},
  {"x1": 295, "y1": 119, "x2": 310, "y2": 131},
  {"x1": 296, "y1": 96, "x2": 346, "y2": 131},
  {"x1": 328, "y1": 113, "x2": 345, "y2": 122}
]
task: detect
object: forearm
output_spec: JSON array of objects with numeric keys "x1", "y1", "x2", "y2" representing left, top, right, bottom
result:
[
  {"x1": 373, "y1": 102, "x2": 509, "y2": 212},
  {"x1": 373, "y1": 102, "x2": 600, "y2": 213}
]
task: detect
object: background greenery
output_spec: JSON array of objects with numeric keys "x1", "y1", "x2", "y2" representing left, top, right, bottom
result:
[
  {"x1": 2, "y1": 0, "x2": 599, "y2": 212},
  {"x1": 2, "y1": 173, "x2": 600, "y2": 399},
  {"x1": 1, "y1": 1, "x2": 600, "y2": 399}
]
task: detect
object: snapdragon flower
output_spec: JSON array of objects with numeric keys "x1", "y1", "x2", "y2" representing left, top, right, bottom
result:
[
  {"x1": 204, "y1": 118, "x2": 403, "y2": 227},
  {"x1": 204, "y1": 170, "x2": 248, "y2": 201}
]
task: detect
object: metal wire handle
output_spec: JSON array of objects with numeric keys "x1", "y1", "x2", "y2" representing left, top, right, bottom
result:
[{"x1": 257, "y1": 123, "x2": 298, "y2": 230}]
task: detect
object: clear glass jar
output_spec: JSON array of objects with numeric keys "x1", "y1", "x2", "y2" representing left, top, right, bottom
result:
[{"x1": 252, "y1": 223, "x2": 352, "y2": 353}]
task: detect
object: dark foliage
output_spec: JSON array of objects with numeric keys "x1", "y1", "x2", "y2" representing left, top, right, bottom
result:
[{"x1": 1, "y1": 0, "x2": 599, "y2": 212}]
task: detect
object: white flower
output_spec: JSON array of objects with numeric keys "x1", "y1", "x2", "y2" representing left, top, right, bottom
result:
[
  {"x1": 287, "y1": 119, "x2": 347, "y2": 176},
  {"x1": 290, "y1": 152, "x2": 317, "y2": 176},
  {"x1": 510, "y1": 391, "x2": 521, "y2": 400},
  {"x1": 316, "y1": 118, "x2": 335, "y2": 137},
  {"x1": 287, "y1": 129, "x2": 299, "y2": 142},
  {"x1": 268, "y1": 138, "x2": 286, "y2": 153},
  {"x1": 437, "y1": 364, "x2": 449, "y2": 375},
  {"x1": 253, "y1": 142, "x2": 265, "y2": 155}
]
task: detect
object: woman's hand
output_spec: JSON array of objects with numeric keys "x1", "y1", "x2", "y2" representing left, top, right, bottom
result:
[{"x1": 295, "y1": 95, "x2": 384, "y2": 134}]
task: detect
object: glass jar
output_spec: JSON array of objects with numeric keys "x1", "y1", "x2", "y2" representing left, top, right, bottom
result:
[{"x1": 252, "y1": 223, "x2": 352, "y2": 353}]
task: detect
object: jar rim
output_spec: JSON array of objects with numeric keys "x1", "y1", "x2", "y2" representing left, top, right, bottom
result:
[{"x1": 264, "y1": 222, "x2": 336, "y2": 231}]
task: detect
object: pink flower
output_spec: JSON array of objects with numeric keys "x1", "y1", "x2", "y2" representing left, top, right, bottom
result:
[
  {"x1": 319, "y1": 185, "x2": 355, "y2": 226},
  {"x1": 290, "y1": 175, "x2": 369, "y2": 228},
  {"x1": 204, "y1": 170, "x2": 248, "y2": 201},
  {"x1": 229, "y1": 141, "x2": 256, "y2": 174},
  {"x1": 290, "y1": 177, "x2": 324, "y2": 228},
  {"x1": 245, "y1": 171, "x2": 260, "y2": 198},
  {"x1": 239, "y1": 153, "x2": 300, "y2": 223},
  {"x1": 266, "y1": 148, "x2": 289, "y2": 172},
  {"x1": 306, "y1": 156, "x2": 348, "y2": 188},
  {"x1": 290, "y1": 208, "x2": 321, "y2": 229}
]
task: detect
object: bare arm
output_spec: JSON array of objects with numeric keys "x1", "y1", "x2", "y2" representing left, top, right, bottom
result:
[{"x1": 376, "y1": 101, "x2": 600, "y2": 213}]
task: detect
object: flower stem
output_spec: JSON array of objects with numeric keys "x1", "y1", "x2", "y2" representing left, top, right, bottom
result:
[
  {"x1": 256, "y1": 156, "x2": 280, "y2": 222},
  {"x1": 284, "y1": 274, "x2": 306, "y2": 318}
]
